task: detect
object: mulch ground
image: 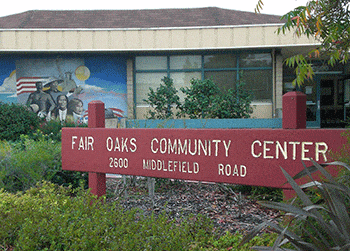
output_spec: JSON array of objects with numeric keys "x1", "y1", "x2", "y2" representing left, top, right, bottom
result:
[{"x1": 106, "y1": 177, "x2": 280, "y2": 235}]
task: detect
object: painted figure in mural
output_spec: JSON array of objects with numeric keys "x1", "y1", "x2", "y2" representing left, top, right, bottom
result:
[
  {"x1": 26, "y1": 81, "x2": 56, "y2": 119},
  {"x1": 52, "y1": 94, "x2": 68, "y2": 122},
  {"x1": 67, "y1": 98, "x2": 84, "y2": 123},
  {"x1": 44, "y1": 78, "x2": 63, "y2": 93}
]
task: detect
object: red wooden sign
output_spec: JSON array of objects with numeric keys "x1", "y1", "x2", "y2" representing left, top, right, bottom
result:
[{"x1": 62, "y1": 127, "x2": 346, "y2": 188}]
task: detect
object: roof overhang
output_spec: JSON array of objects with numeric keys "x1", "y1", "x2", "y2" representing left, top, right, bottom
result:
[{"x1": 0, "y1": 24, "x2": 319, "y2": 53}]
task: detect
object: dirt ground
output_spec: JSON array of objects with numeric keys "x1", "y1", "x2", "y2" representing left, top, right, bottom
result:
[{"x1": 106, "y1": 177, "x2": 280, "y2": 235}]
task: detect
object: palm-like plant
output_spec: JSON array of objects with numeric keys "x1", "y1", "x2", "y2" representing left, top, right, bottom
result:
[{"x1": 240, "y1": 160, "x2": 350, "y2": 251}]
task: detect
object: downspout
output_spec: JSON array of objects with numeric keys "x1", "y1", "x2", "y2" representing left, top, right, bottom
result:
[{"x1": 272, "y1": 49, "x2": 276, "y2": 118}]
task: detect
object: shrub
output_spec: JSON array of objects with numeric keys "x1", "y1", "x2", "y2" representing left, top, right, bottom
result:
[
  {"x1": 0, "y1": 102, "x2": 41, "y2": 141},
  {"x1": 0, "y1": 181, "x2": 217, "y2": 250},
  {"x1": 0, "y1": 135, "x2": 87, "y2": 192},
  {"x1": 212, "y1": 83, "x2": 253, "y2": 119},
  {"x1": 208, "y1": 231, "x2": 278, "y2": 251},
  {"x1": 240, "y1": 160, "x2": 350, "y2": 250},
  {"x1": 180, "y1": 78, "x2": 221, "y2": 119},
  {"x1": 143, "y1": 77, "x2": 182, "y2": 119},
  {"x1": 0, "y1": 136, "x2": 61, "y2": 192}
]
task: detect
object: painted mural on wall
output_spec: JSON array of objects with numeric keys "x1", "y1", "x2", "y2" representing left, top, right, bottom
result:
[{"x1": 0, "y1": 55, "x2": 127, "y2": 124}]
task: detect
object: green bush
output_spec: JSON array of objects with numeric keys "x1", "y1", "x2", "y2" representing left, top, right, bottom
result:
[
  {"x1": 240, "y1": 160, "x2": 350, "y2": 250},
  {"x1": 0, "y1": 102, "x2": 42, "y2": 141},
  {"x1": 143, "y1": 77, "x2": 182, "y2": 119},
  {"x1": 144, "y1": 77, "x2": 253, "y2": 120},
  {"x1": 207, "y1": 231, "x2": 278, "y2": 250},
  {"x1": 212, "y1": 83, "x2": 253, "y2": 119},
  {"x1": 0, "y1": 136, "x2": 61, "y2": 192},
  {"x1": 232, "y1": 184, "x2": 283, "y2": 202},
  {"x1": 0, "y1": 181, "x2": 217, "y2": 250},
  {"x1": 0, "y1": 135, "x2": 87, "y2": 192},
  {"x1": 180, "y1": 78, "x2": 221, "y2": 119}
]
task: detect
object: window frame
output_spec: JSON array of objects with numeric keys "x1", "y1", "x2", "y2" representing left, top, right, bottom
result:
[{"x1": 134, "y1": 51, "x2": 273, "y2": 105}]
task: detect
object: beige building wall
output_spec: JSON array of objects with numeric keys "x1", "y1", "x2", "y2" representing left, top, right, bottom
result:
[{"x1": 0, "y1": 25, "x2": 317, "y2": 51}]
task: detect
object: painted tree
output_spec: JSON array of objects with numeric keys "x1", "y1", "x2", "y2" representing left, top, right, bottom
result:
[{"x1": 256, "y1": 0, "x2": 350, "y2": 86}]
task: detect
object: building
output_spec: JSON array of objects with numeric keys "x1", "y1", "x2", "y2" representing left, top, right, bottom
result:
[{"x1": 0, "y1": 7, "x2": 347, "y2": 127}]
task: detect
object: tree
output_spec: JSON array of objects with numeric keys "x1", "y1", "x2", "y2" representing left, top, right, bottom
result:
[{"x1": 256, "y1": 0, "x2": 350, "y2": 86}]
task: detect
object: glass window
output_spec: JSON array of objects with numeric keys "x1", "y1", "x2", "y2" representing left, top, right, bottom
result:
[
  {"x1": 135, "y1": 73, "x2": 167, "y2": 104},
  {"x1": 170, "y1": 56, "x2": 201, "y2": 70},
  {"x1": 239, "y1": 69, "x2": 272, "y2": 101},
  {"x1": 170, "y1": 72, "x2": 202, "y2": 102},
  {"x1": 135, "y1": 56, "x2": 167, "y2": 70},
  {"x1": 204, "y1": 54, "x2": 237, "y2": 69},
  {"x1": 240, "y1": 53, "x2": 272, "y2": 68},
  {"x1": 135, "y1": 52, "x2": 273, "y2": 105},
  {"x1": 204, "y1": 71, "x2": 237, "y2": 91}
]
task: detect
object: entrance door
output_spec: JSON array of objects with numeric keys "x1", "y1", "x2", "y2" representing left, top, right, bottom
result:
[
  {"x1": 319, "y1": 76, "x2": 346, "y2": 128},
  {"x1": 304, "y1": 74, "x2": 347, "y2": 128}
]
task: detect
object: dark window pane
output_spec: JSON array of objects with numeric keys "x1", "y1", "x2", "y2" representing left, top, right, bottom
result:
[
  {"x1": 204, "y1": 54, "x2": 237, "y2": 69},
  {"x1": 239, "y1": 70, "x2": 272, "y2": 101},
  {"x1": 204, "y1": 71, "x2": 237, "y2": 91},
  {"x1": 240, "y1": 53, "x2": 272, "y2": 68}
]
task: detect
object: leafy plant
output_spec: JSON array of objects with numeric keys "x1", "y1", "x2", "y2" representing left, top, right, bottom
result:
[
  {"x1": 209, "y1": 231, "x2": 278, "y2": 251},
  {"x1": 0, "y1": 136, "x2": 61, "y2": 192},
  {"x1": 212, "y1": 82, "x2": 253, "y2": 119},
  {"x1": 0, "y1": 181, "x2": 218, "y2": 250},
  {"x1": 0, "y1": 102, "x2": 42, "y2": 141},
  {"x1": 0, "y1": 135, "x2": 87, "y2": 192},
  {"x1": 180, "y1": 78, "x2": 221, "y2": 119},
  {"x1": 240, "y1": 159, "x2": 350, "y2": 250},
  {"x1": 143, "y1": 77, "x2": 182, "y2": 119},
  {"x1": 257, "y1": 0, "x2": 350, "y2": 86}
]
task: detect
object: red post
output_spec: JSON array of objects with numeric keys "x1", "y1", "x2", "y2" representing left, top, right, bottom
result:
[
  {"x1": 282, "y1": 91, "x2": 307, "y2": 200},
  {"x1": 282, "y1": 91, "x2": 307, "y2": 129},
  {"x1": 88, "y1": 101, "x2": 106, "y2": 197}
]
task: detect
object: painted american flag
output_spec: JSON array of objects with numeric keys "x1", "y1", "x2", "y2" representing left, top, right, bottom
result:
[{"x1": 16, "y1": 77, "x2": 49, "y2": 95}]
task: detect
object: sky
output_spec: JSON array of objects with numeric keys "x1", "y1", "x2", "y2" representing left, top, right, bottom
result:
[{"x1": 0, "y1": 0, "x2": 309, "y2": 17}]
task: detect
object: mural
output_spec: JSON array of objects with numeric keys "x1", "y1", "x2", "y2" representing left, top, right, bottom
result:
[{"x1": 0, "y1": 55, "x2": 127, "y2": 124}]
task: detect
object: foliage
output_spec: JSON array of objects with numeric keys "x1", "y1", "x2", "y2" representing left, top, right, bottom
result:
[
  {"x1": 144, "y1": 77, "x2": 253, "y2": 120},
  {"x1": 256, "y1": 0, "x2": 350, "y2": 86},
  {"x1": 0, "y1": 136, "x2": 61, "y2": 192},
  {"x1": 180, "y1": 78, "x2": 221, "y2": 119},
  {"x1": 206, "y1": 231, "x2": 278, "y2": 250},
  {"x1": 0, "y1": 181, "x2": 218, "y2": 250},
  {"x1": 0, "y1": 102, "x2": 42, "y2": 141},
  {"x1": 143, "y1": 77, "x2": 182, "y2": 119},
  {"x1": 212, "y1": 83, "x2": 253, "y2": 119},
  {"x1": 0, "y1": 134, "x2": 87, "y2": 193},
  {"x1": 240, "y1": 160, "x2": 350, "y2": 250},
  {"x1": 234, "y1": 184, "x2": 283, "y2": 202}
]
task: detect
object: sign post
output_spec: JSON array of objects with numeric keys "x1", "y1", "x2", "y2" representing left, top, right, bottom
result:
[{"x1": 87, "y1": 100, "x2": 106, "y2": 197}]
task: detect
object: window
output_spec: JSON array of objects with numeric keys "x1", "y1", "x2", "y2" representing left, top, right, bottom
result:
[
  {"x1": 240, "y1": 70, "x2": 272, "y2": 101},
  {"x1": 135, "y1": 72, "x2": 167, "y2": 105},
  {"x1": 135, "y1": 56, "x2": 167, "y2": 70},
  {"x1": 170, "y1": 56, "x2": 201, "y2": 70},
  {"x1": 171, "y1": 72, "x2": 201, "y2": 101},
  {"x1": 204, "y1": 71, "x2": 237, "y2": 92},
  {"x1": 204, "y1": 54, "x2": 237, "y2": 68},
  {"x1": 135, "y1": 52, "x2": 273, "y2": 105}
]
